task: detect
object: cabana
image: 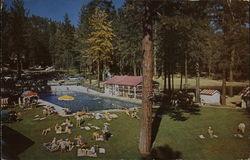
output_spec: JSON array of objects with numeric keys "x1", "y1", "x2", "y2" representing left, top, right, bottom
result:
[
  {"x1": 104, "y1": 76, "x2": 159, "y2": 99},
  {"x1": 240, "y1": 86, "x2": 250, "y2": 108},
  {"x1": 200, "y1": 89, "x2": 220, "y2": 105}
]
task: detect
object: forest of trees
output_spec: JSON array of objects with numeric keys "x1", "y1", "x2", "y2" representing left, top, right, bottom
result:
[
  {"x1": 2, "y1": 0, "x2": 249, "y2": 82},
  {"x1": 1, "y1": 0, "x2": 249, "y2": 154}
]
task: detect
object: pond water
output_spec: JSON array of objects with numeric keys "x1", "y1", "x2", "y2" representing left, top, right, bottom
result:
[{"x1": 39, "y1": 91, "x2": 139, "y2": 112}]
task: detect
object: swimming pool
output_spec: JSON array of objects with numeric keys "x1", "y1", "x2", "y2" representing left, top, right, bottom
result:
[{"x1": 39, "y1": 91, "x2": 139, "y2": 112}]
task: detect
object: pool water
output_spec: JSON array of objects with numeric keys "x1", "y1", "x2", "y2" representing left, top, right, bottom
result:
[{"x1": 39, "y1": 91, "x2": 139, "y2": 112}]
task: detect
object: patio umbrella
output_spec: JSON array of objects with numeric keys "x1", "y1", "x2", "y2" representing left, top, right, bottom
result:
[
  {"x1": 21, "y1": 91, "x2": 32, "y2": 97},
  {"x1": 26, "y1": 92, "x2": 38, "y2": 97},
  {"x1": 58, "y1": 95, "x2": 74, "y2": 101}
]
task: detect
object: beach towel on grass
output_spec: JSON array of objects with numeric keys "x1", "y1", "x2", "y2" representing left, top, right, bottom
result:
[
  {"x1": 77, "y1": 149, "x2": 97, "y2": 157},
  {"x1": 199, "y1": 135, "x2": 205, "y2": 139},
  {"x1": 99, "y1": 148, "x2": 105, "y2": 154},
  {"x1": 81, "y1": 126, "x2": 91, "y2": 130},
  {"x1": 110, "y1": 114, "x2": 118, "y2": 118},
  {"x1": 43, "y1": 143, "x2": 59, "y2": 152}
]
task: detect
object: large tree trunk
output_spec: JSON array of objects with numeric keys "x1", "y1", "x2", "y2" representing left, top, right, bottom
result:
[
  {"x1": 163, "y1": 61, "x2": 167, "y2": 92},
  {"x1": 221, "y1": 69, "x2": 226, "y2": 105},
  {"x1": 195, "y1": 62, "x2": 200, "y2": 103},
  {"x1": 229, "y1": 49, "x2": 235, "y2": 97},
  {"x1": 172, "y1": 68, "x2": 174, "y2": 92},
  {"x1": 97, "y1": 59, "x2": 100, "y2": 88},
  {"x1": 17, "y1": 53, "x2": 21, "y2": 79},
  {"x1": 133, "y1": 59, "x2": 137, "y2": 76},
  {"x1": 208, "y1": 57, "x2": 211, "y2": 78},
  {"x1": 139, "y1": 1, "x2": 153, "y2": 154},
  {"x1": 180, "y1": 66, "x2": 183, "y2": 90},
  {"x1": 184, "y1": 53, "x2": 188, "y2": 90},
  {"x1": 168, "y1": 63, "x2": 171, "y2": 93}
]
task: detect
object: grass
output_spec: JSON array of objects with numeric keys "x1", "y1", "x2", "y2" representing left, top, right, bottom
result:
[
  {"x1": 3, "y1": 106, "x2": 250, "y2": 160},
  {"x1": 153, "y1": 75, "x2": 248, "y2": 89}
]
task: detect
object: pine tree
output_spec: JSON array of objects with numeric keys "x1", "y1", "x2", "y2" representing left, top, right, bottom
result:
[
  {"x1": 85, "y1": 7, "x2": 115, "y2": 87},
  {"x1": 9, "y1": 0, "x2": 28, "y2": 78}
]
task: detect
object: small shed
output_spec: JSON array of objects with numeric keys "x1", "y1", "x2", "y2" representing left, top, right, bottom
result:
[
  {"x1": 104, "y1": 76, "x2": 159, "y2": 99},
  {"x1": 200, "y1": 89, "x2": 220, "y2": 104},
  {"x1": 240, "y1": 86, "x2": 250, "y2": 108}
]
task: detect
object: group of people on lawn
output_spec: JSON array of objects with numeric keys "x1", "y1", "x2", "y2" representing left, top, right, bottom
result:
[
  {"x1": 42, "y1": 111, "x2": 113, "y2": 156},
  {"x1": 43, "y1": 105, "x2": 55, "y2": 116},
  {"x1": 207, "y1": 122, "x2": 246, "y2": 138}
]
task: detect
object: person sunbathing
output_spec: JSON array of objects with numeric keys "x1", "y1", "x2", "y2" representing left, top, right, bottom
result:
[
  {"x1": 96, "y1": 134, "x2": 104, "y2": 141},
  {"x1": 65, "y1": 139, "x2": 74, "y2": 152},
  {"x1": 238, "y1": 123, "x2": 246, "y2": 135},
  {"x1": 124, "y1": 108, "x2": 131, "y2": 117},
  {"x1": 81, "y1": 142, "x2": 88, "y2": 149},
  {"x1": 104, "y1": 112, "x2": 112, "y2": 121},
  {"x1": 55, "y1": 124, "x2": 63, "y2": 134},
  {"x1": 42, "y1": 127, "x2": 51, "y2": 135},
  {"x1": 65, "y1": 118, "x2": 71, "y2": 126},
  {"x1": 51, "y1": 137, "x2": 57, "y2": 145},
  {"x1": 130, "y1": 111, "x2": 139, "y2": 119},
  {"x1": 58, "y1": 139, "x2": 66, "y2": 152},
  {"x1": 87, "y1": 146, "x2": 96, "y2": 156},
  {"x1": 65, "y1": 125, "x2": 72, "y2": 134},
  {"x1": 92, "y1": 132, "x2": 100, "y2": 140},
  {"x1": 43, "y1": 109, "x2": 48, "y2": 116},
  {"x1": 74, "y1": 135, "x2": 82, "y2": 146},
  {"x1": 103, "y1": 124, "x2": 109, "y2": 133},
  {"x1": 208, "y1": 126, "x2": 214, "y2": 138},
  {"x1": 76, "y1": 114, "x2": 83, "y2": 128}
]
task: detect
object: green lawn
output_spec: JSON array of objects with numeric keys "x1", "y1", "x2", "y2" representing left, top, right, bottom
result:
[{"x1": 3, "y1": 106, "x2": 250, "y2": 160}]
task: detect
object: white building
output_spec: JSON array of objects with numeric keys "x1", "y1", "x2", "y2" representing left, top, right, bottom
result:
[
  {"x1": 200, "y1": 89, "x2": 220, "y2": 105},
  {"x1": 104, "y1": 76, "x2": 159, "y2": 99}
]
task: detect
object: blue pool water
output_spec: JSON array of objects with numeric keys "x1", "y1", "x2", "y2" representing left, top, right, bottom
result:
[{"x1": 39, "y1": 91, "x2": 139, "y2": 112}]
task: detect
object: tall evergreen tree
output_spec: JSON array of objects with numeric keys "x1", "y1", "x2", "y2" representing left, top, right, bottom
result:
[
  {"x1": 85, "y1": 7, "x2": 115, "y2": 87},
  {"x1": 9, "y1": 0, "x2": 28, "y2": 78}
]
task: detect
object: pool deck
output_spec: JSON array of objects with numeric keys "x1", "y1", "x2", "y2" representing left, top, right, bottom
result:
[{"x1": 38, "y1": 99, "x2": 68, "y2": 116}]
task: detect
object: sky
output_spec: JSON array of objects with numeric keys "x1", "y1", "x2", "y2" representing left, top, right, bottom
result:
[{"x1": 5, "y1": 0, "x2": 124, "y2": 26}]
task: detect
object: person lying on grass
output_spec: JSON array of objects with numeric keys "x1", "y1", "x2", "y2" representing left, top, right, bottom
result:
[
  {"x1": 42, "y1": 127, "x2": 51, "y2": 135},
  {"x1": 207, "y1": 126, "x2": 218, "y2": 138},
  {"x1": 104, "y1": 112, "x2": 112, "y2": 121},
  {"x1": 74, "y1": 135, "x2": 83, "y2": 146},
  {"x1": 65, "y1": 125, "x2": 72, "y2": 134},
  {"x1": 238, "y1": 123, "x2": 246, "y2": 135},
  {"x1": 55, "y1": 123, "x2": 63, "y2": 134},
  {"x1": 75, "y1": 111, "x2": 86, "y2": 127},
  {"x1": 80, "y1": 143, "x2": 97, "y2": 156},
  {"x1": 43, "y1": 137, "x2": 59, "y2": 151},
  {"x1": 124, "y1": 108, "x2": 139, "y2": 119},
  {"x1": 62, "y1": 118, "x2": 73, "y2": 127},
  {"x1": 65, "y1": 139, "x2": 74, "y2": 151}
]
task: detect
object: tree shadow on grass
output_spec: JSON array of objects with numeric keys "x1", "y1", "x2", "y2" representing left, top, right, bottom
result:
[
  {"x1": 141, "y1": 145, "x2": 182, "y2": 160},
  {"x1": 151, "y1": 92, "x2": 200, "y2": 145},
  {"x1": 1, "y1": 125, "x2": 34, "y2": 160}
]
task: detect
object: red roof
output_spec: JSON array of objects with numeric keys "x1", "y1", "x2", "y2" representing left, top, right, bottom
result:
[
  {"x1": 200, "y1": 89, "x2": 219, "y2": 95},
  {"x1": 105, "y1": 76, "x2": 143, "y2": 86}
]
